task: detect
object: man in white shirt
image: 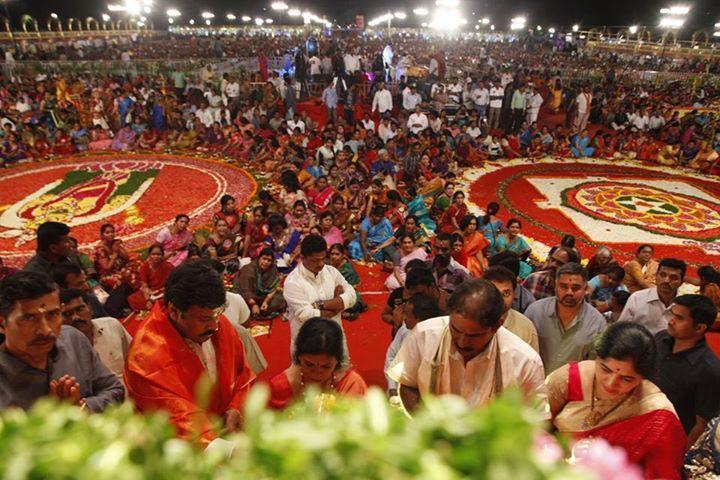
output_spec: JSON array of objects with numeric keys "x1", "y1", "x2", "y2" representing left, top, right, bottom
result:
[
  {"x1": 472, "y1": 81, "x2": 490, "y2": 121},
  {"x1": 574, "y1": 86, "x2": 592, "y2": 132},
  {"x1": 287, "y1": 114, "x2": 305, "y2": 134},
  {"x1": 488, "y1": 81, "x2": 505, "y2": 130},
  {"x1": 308, "y1": 55, "x2": 322, "y2": 81},
  {"x1": 382, "y1": 43, "x2": 394, "y2": 82},
  {"x1": 378, "y1": 117, "x2": 396, "y2": 143},
  {"x1": 224, "y1": 77, "x2": 240, "y2": 102},
  {"x1": 407, "y1": 106, "x2": 429, "y2": 135},
  {"x1": 402, "y1": 85, "x2": 422, "y2": 112},
  {"x1": 361, "y1": 113, "x2": 376, "y2": 131},
  {"x1": 387, "y1": 279, "x2": 547, "y2": 413},
  {"x1": 284, "y1": 235, "x2": 357, "y2": 355},
  {"x1": 59, "y1": 289, "x2": 131, "y2": 385},
  {"x1": 343, "y1": 49, "x2": 360, "y2": 74},
  {"x1": 526, "y1": 87, "x2": 544, "y2": 125},
  {"x1": 648, "y1": 111, "x2": 666, "y2": 131},
  {"x1": 372, "y1": 83, "x2": 393, "y2": 115},
  {"x1": 618, "y1": 258, "x2": 685, "y2": 334}
]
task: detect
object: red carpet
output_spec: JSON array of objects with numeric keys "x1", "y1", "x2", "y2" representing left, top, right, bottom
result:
[{"x1": 253, "y1": 263, "x2": 393, "y2": 388}]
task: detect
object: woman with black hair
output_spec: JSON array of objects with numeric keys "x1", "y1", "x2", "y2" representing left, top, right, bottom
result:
[
  {"x1": 547, "y1": 322, "x2": 686, "y2": 479},
  {"x1": 698, "y1": 265, "x2": 720, "y2": 325},
  {"x1": 267, "y1": 317, "x2": 367, "y2": 409},
  {"x1": 480, "y1": 201, "x2": 503, "y2": 256}
]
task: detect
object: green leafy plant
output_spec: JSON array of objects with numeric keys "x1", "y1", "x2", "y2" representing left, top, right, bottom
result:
[{"x1": 0, "y1": 387, "x2": 583, "y2": 480}]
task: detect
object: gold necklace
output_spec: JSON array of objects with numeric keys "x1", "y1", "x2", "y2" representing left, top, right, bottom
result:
[{"x1": 582, "y1": 376, "x2": 632, "y2": 430}]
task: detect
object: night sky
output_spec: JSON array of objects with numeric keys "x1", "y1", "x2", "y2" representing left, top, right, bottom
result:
[{"x1": 12, "y1": 0, "x2": 720, "y2": 34}]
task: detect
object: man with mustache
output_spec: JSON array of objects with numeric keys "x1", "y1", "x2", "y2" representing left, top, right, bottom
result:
[
  {"x1": 524, "y1": 262, "x2": 607, "y2": 374},
  {"x1": 0, "y1": 271, "x2": 124, "y2": 411},
  {"x1": 387, "y1": 279, "x2": 546, "y2": 413},
  {"x1": 618, "y1": 258, "x2": 686, "y2": 335},
  {"x1": 124, "y1": 261, "x2": 254, "y2": 446}
]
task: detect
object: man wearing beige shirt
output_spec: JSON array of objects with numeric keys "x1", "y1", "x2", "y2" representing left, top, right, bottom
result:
[
  {"x1": 387, "y1": 279, "x2": 546, "y2": 413},
  {"x1": 483, "y1": 266, "x2": 540, "y2": 353}
]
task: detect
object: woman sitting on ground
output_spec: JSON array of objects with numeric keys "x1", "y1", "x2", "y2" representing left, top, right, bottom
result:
[
  {"x1": 128, "y1": 243, "x2": 175, "y2": 311},
  {"x1": 268, "y1": 317, "x2": 367, "y2": 410},
  {"x1": 547, "y1": 322, "x2": 686, "y2": 480},
  {"x1": 233, "y1": 247, "x2": 286, "y2": 320}
]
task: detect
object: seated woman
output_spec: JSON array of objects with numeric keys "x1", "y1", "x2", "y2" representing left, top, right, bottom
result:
[
  {"x1": 495, "y1": 218, "x2": 532, "y2": 279},
  {"x1": 480, "y1": 202, "x2": 504, "y2": 256},
  {"x1": 128, "y1": 243, "x2": 174, "y2": 311},
  {"x1": 233, "y1": 247, "x2": 285, "y2": 320},
  {"x1": 328, "y1": 243, "x2": 366, "y2": 320},
  {"x1": 349, "y1": 206, "x2": 397, "y2": 264},
  {"x1": 385, "y1": 190, "x2": 408, "y2": 229},
  {"x1": 268, "y1": 317, "x2": 367, "y2": 410},
  {"x1": 265, "y1": 213, "x2": 302, "y2": 272},
  {"x1": 317, "y1": 211, "x2": 344, "y2": 246},
  {"x1": 155, "y1": 214, "x2": 194, "y2": 267},
  {"x1": 385, "y1": 234, "x2": 429, "y2": 290},
  {"x1": 437, "y1": 191, "x2": 468, "y2": 234},
  {"x1": 213, "y1": 194, "x2": 242, "y2": 235},
  {"x1": 407, "y1": 186, "x2": 437, "y2": 234},
  {"x1": 394, "y1": 214, "x2": 429, "y2": 248},
  {"x1": 243, "y1": 206, "x2": 269, "y2": 259},
  {"x1": 623, "y1": 244, "x2": 658, "y2": 294},
  {"x1": 689, "y1": 143, "x2": 719, "y2": 173},
  {"x1": 52, "y1": 129, "x2": 77, "y2": 156},
  {"x1": 202, "y1": 218, "x2": 241, "y2": 272},
  {"x1": 656, "y1": 144, "x2": 681, "y2": 166},
  {"x1": 111, "y1": 124, "x2": 137, "y2": 151},
  {"x1": 94, "y1": 223, "x2": 141, "y2": 316},
  {"x1": 570, "y1": 129, "x2": 595, "y2": 158},
  {"x1": 459, "y1": 214, "x2": 488, "y2": 277},
  {"x1": 284, "y1": 200, "x2": 315, "y2": 236},
  {"x1": 547, "y1": 322, "x2": 686, "y2": 480},
  {"x1": 88, "y1": 124, "x2": 114, "y2": 151},
  {"x1": 307, "y1": 175, "x2": 337, "y2": 213},
  {"x1": 431, "y1": 182, "x2": 454, "y2": 218}
]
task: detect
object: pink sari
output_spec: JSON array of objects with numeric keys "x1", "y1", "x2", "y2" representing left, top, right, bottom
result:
[
  {"x1": 385, "y1": 247, "x2": 428, "y2": 290},
  {"x1": 155, "y1": 227, "x2": 193, "y2": 267}
]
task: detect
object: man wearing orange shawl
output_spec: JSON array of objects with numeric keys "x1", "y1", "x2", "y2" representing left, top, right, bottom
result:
[{"x1": 124, "y1": 261, "x2": 254, "y2": 446}]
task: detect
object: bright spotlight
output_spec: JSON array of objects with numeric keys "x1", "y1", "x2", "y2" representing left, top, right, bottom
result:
[
  {"x1": 481, "y1": 17, "x2": 490, "y2": 24},
  {"x1": 659, "y1": 17, "x2": 684, "y2": 28},
  {"x1": 168, "y1": 18, "x2": 174, "y2": 24},
  {"x1": 255, "y1": 17, "x2": 264, "y2": 25},
  {"x1": 266, "y1": 18, "x2": 274, "y2": 23},
  {"x1": 572, "y1": 24, "x2": 579, "y2": 32},
  {"x1": 166, "y1": 8, "x2": 181, "y2": 17},
  {"x1": 241, "y1": 15, "x2": 251, "y2": 21},
  {"x1": 102, "y1": 13, "x2": 111, "y2": 21},
  {"x1": 271, "y1": 1, "x2": 289, "y2": 10},
  {"x1": 413, "y1": 7, "x2": 429, "y2": 16},
  {"x1": 394, "y1": 11, "x2": 407, "y2": 19},
  {"x1": 189, "y1": 19, "x2": 195, "y2": 24},
  {"x1": 50, "y1": 12, "x2": 59, "y2": 19},
  {"x1": 288, "y1": 8, "x2": 301, "y2": 16},
  {"x1": 205, "y1": 19, "x2": 211, "y2": 25},
  {"x1": 227, "y1": 13, "x2": 236, "y2": 20},
  {"x1": 629, "y1": 25, "x2": 638, "y2": 34},
  {"x1": 201, "y1": 11, "x2": 215, "y2": 19}
]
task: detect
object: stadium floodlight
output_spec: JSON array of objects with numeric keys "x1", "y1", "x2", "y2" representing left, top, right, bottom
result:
[
  {"x1": 201, "y1": 12, "x2": 214, "y2": 19},
  {"x1": 255, "y1": 17, "x2": 264, "y2": 25},
  {"x1": 227, "y1": 13, "x2": 236, "y2": 20},
  {"x1": 413, "y1": 7, "x2": 429, "y2": 16},
  {"x1": 394, "y1": 11, "x2": 407, "y2": 19},
  {"x1": 166, "y1": 8, "x2": 181, "y2": 17},
  {"x1": 241, "y1": 15, "x2": 251, "y2": 21},
  {"x1": 572, "y1": 24, "x2": 579, "y2": 32},
  {"x1": 271, "y1": 2, "x2": 289, "y2": 10},
  {"x1": 288, "y1": 8, "x2": 301, "y2": 16}
]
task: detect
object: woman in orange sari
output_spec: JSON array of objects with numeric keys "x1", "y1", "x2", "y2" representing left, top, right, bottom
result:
[
  {"x1": 128, "y1": 243, "x2": 174, "y2": 311},
  {"x1": 268, "y1": 317, "x2": 367, "y2": 410},
  {"x1": 437, "y1": 191, "x2": 468, "y2": 234},
  {"x1": 459, "y1": 214, "x2": 489, "y2": 277},
  {"x1": 547, "y1": 322, "x2": 686, "y2": 480}
]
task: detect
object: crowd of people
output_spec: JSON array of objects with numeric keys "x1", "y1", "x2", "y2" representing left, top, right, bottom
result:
[{"x1": 1, "y1": 30, "x2": 720, "y2": 479}]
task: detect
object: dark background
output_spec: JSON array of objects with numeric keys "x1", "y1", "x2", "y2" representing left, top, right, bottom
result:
[{"x1": 10, "y1": 0, "x2": 720, "y2": 35}]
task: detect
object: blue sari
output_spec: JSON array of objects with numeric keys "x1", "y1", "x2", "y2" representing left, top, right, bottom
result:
[
  {"x1": 495, "y1": 234, "x2": 532, "y2": 279},
  {"x1": 570, "y1": 134, "x2": 595, "y2": 158},
  {"x1": 481, "y1": 218, "x2": 504, "y2": 256},
  {"x1": 349, "y1": 217, "x2": 395, "y2": 261},
  {"x1": 407, "y1": 194, "x2": 437, "y2": 233}
]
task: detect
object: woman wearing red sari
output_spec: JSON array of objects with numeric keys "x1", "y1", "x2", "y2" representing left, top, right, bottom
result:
[
  {"x1": 547, "y1": 322, "x2": 686, "y2": 480},
  {"x1": 307, "y1": 175, "x2": 337, "y2": 213},
  {"x1": 128, "y1": 243, "x2": 174, "y2": 311},
  {"x1": 213, "y1": 194, "x2": 242, "y2": 235},
  {"x1": 438, "y1": 191, "x2": 468, "y2": 234},
  {"x1": 94, "y1": 223, "x2": 140, "y2": 293},
  {"x1": 459, "y1": 214, "x2": 488, "y2": 277},
  {"x1": 268, "y1": 317, "x2": 367, "y2": 410}
]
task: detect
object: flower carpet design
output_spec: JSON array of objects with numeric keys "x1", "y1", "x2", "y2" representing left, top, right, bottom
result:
[
  {"x1": 0, "y1": 153, "x2": 256, "y2": 267},
  {"x1": 465, "y1": 157, "x2": 720, "y2": 268}
]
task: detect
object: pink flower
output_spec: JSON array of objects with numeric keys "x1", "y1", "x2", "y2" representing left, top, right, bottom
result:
[
  {"x1": 570, "y1": 438, "x2": 643, "y2": 480},
  {"x1": 533, "y1": 431, "x2": 564, "y2": 464}
]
